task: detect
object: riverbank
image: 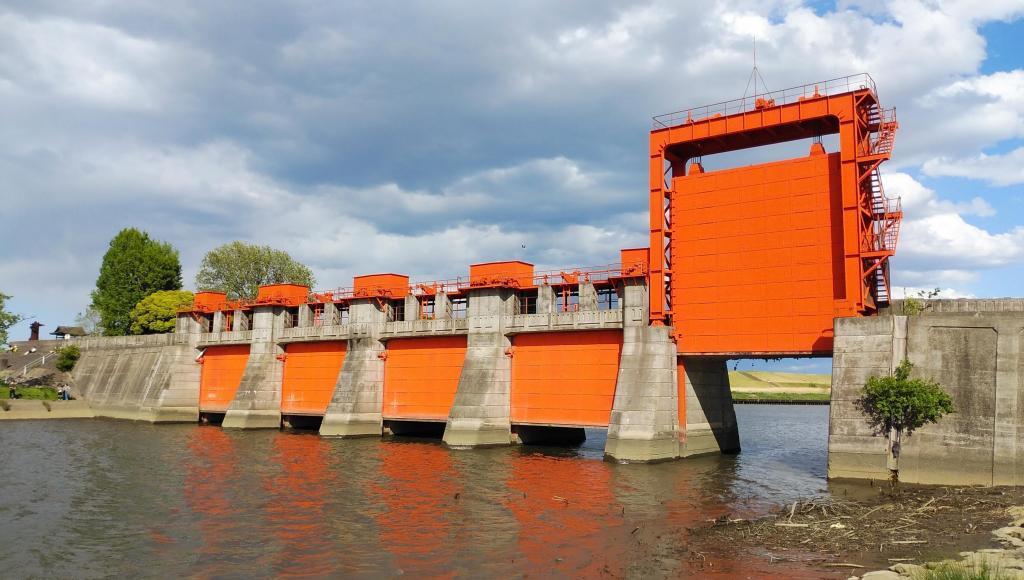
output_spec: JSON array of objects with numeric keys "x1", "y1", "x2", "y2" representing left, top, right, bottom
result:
[
  {"x1": 729, "y1": 370, "x2": 832, "y2": 403},
  {"x1": 684, "y1": 485, "x2": 1024, "y2": 577},
  {"x1": 0, "y1": 399, "x2": 93, "y2": 419}
]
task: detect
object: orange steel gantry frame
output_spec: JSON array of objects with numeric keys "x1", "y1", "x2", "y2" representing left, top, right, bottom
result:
[{"x1": 648, "y1": 74, "x2": 901, "y2": 355}]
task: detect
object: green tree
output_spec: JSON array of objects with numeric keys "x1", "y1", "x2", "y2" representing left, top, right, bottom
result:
[
  {"x1": 55, "y1": 344, "x2": 81, "y2": 372},
  {"x1": 129, "y1": 290, "x2": 194, "y2": 334},
  {"x1": 0, "y1": 292, "x2": 24, "y2": 347},
  {"x1": 857, "y1": 359, "x2": 955, "y2": 482},
  {"x1": 195, "y1": 241, "x2": 315, "y2": 300},
  {"x1": 91, "y1": 228, "x2": 182, "y2": 336}
]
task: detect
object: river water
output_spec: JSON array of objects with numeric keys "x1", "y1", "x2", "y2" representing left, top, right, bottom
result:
[{"x1": 0, "y1": 406, "x2": 835, "y2": 578}]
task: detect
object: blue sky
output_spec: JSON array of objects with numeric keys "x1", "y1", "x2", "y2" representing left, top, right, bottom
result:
[{"x1": 1, "y1": 1, "x2": 1023, "y2": 375}]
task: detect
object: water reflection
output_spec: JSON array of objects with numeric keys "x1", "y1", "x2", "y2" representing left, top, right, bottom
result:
[{"x1": 1, "y1": 406, "x2": 834, "y2": 578}]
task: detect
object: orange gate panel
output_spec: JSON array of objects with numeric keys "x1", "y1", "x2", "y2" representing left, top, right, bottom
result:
[
  {"x1": 200, "y1": 344, "x2": 250, "y2": 412},
  {"x1": 383, "y1": 336, "x2": 467, "y2": 421},
  {"x1": 511, "y1": 331, "x2": 623, "y2": 427},
  {"x1": 281, "y1": 341, "x2": 347, "y2": 415}
]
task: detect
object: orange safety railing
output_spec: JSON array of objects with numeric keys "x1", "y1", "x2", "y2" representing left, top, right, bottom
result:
[{"x1": 652, "y1": 73, "x2": 878, "y2": 129}]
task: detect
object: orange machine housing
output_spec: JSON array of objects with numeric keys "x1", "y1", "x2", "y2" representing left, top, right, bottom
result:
[
  {"x1": 255, "y1": 284, "x2": 309, "y2": 305},
  {"x1": 193, "y1": 291, "x2": 228, "y2": 312},
  {"x1": 649, "y1": 75, "x2": 900, "y2": 355},
  {"x1": 469, "y1": 261, "x2": 535, "y2": 288},
  {"x1": 382, "y1": 336, "x2": 467, "y2": 420},
  {"x1": 619, "y1": 248, "x2": 649, "y2": 276},
  {"x1": 280, "y1": 341, "x2": 347, "y2": 415},
  {"x1": 199, "y1": 344, "x2": 250, "y2": 412},
  {"x1": 510, "y1": 331, "x2": 623, "y2": 426},
  {"x1": 354, "y1": 274, "x2": 410, "y2": 297}
]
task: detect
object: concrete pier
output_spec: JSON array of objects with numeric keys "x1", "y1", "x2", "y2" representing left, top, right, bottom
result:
[
  {"x1": 320, "y1": 300, "x2": 388, "y2": 437},
  {"x1": 223, "y1": 306, "x2": 284, "y2": 429},
  {"x1": 829, "y1": 303, "x2": 1024, "y2": 485},
  {"x1": 443, "y1": 288, "x2": 515, "y2": 447},
  {"x1": 678, "y1": 357, "x2": 740, "y2": 457}
]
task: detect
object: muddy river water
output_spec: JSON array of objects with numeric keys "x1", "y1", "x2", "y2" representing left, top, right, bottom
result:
[{"x1": 0, "y1": 406, "x2": 837, "y2": 578}]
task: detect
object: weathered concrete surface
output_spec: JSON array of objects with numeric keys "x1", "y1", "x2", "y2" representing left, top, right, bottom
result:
[
  {"x1": 679, "y1": 356, "x2": 740, "y2": 457},
  {"x1": 443, "y1": 288, "x2": 515, "y2": 447},
  {"x1": 71, "y1": 334, "x2": 200, "y2": 422},
  {"x1": 829, "y1": 308, "x2": 1024, "y2": 485},
  {"x1": 224, "y1": 306, "x2": 283, "y2": 429},
  {"x1": 0, "y1": 399, "x2": 94, "y2": 420},
  {"x1": 605, "y1": 280, "x2": 680, "y2": 462},
  {"x1": 320, "y1": 300, "x2": 387, "y2": 437}
]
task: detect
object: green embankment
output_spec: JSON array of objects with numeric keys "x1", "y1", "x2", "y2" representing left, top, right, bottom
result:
[
  {"x1": 728, "y1": 371, "x2": 831, "y2": 403},
  {"x1": 2, "y1": 384, "x2": 59, "y2": 400}
]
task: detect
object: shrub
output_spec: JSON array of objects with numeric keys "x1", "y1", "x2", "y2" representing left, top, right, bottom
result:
[
  {"x1": 55, "y1": 345, "x2": 81, "y2": 372},
  {"x1": 858, "y1": 359, "x2": 954, "y2": 481}
]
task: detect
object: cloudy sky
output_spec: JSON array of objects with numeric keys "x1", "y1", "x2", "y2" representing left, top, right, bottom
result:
[{"x1": 2, "y1": 0, "x2": 1023, "y2": 369}]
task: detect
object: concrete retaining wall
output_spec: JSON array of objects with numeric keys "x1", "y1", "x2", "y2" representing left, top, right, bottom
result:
[
  {"x1": 70, "y1": 333, "x2": 200, "y2": 422},
  {"x1": 829, "y1": 308, "x2": 1024, "y2": 485}
]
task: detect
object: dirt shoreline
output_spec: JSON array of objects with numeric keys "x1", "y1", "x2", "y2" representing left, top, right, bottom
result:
[{"x1": 683, "y1": 484, "x2": 1024, "y2": 576}]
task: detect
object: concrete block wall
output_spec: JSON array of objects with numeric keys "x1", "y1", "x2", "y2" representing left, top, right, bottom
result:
[
  {"x1": 829, "y1": 309, "x2": 1024, "y2": 485},
  {"x1": 71, "y1": 333, "x2": 200, "y2": 422}
]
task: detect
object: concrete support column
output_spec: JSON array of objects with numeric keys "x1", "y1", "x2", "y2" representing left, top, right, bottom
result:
[
  {"x1": 231, "y1": 309, "x2": 245, "y2": 331},
  {"x1": 320, "y1": 299, "x2": 387, "y2": 437},
  {"x1": 298, "y1": 304, "x2": 313, "y2": 327},
  {"x1": 223, "y1": 306, "x2": 284, "y2": 429},
  {"x1": 578, "y1": 281, "x2": 599, "y2": 311},
  {"x1": 443, "y1": 288, "x2": 516, "y2": 447},
  {"x1": 435, "y1": 292, "x2": 452, "y2": 320},
  {"x1": 537, "y1": 284, "x2": 555, "y2": 314},
  {"x1": 323, "y1": 302, "x2": 338, "y2": 326},
  {"x1": 213, "y1": 311, "x2": 225, "y2": 333},
  {"x1": 605, "y1": 325, "x2": 680, "y2": 462},
  {"x1": 176, "y1": 313, "x2": 203, "y2": 335},
  {"x1": 679, "y1": 357, "x2": 740, "y2": 457},
  {"x1": 404, "y1": 295, "x2": 419, "y2": 321}
]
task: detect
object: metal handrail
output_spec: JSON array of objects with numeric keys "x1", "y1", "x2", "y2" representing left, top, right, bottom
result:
[{"x1": 652, "y1": 73, "x2": 877, "y2": 129}]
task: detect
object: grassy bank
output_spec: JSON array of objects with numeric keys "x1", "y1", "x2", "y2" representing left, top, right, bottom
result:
[
  {"x1": 2, "y1": 384, "x2": 59, "y2": 400},
  {"x1": 729, "y1": 370, "x2": 831, "y2": 403}
]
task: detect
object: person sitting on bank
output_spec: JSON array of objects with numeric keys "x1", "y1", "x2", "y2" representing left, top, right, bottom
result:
[{"x1": 8, "y1": 383, "x2": 16, "y2": 399}]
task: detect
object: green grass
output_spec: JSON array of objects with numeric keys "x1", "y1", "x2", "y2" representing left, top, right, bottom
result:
[
  {"x1": 914, "y1": 560, "x2": 1011, "y2": 580},
  {"x1": 2, "y1": 385, "x2": 58, "y2": 400},
  {"x1": 728, "y1": 370, "x2": 831, "y2": 390},
  {"x1": 731, "y1": 391, "x2": 831, "y2": 402}
]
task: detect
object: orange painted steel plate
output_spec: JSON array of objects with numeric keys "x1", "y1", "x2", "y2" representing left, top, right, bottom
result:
[
  {"x1": 671, "y1": 152, "x2": 854, "y2": 355},
  {"x1": 199, "y1": 345, "x2": 250, "y2": 412},
  {"x1": 281, "y1": 341, "x2": 347, "y2": 415},
  {"x1": 511, "y1": 330, "x2": 623, "y2": 427},
  {"x1": 382, "y1": 336, "x2": 467, "y2": 421}
]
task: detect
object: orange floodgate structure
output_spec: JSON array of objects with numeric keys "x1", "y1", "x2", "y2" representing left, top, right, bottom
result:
[{"x1": 72, "y1": 73, "x2": 899, "y2": 462}]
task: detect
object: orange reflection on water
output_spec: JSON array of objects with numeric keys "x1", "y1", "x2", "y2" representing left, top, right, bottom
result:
[
  {"x1": 264, "y1": 434, "x2": 337, "y2": 577},
  {"x1": 506, "y1": 454, "x2": 629, "y2": 575},
  {"x1": 368, "y1": 442, "x2": 460, "y2": 577},
  {"x1": 183, "y1": 427, "x2": 240, "y2": 578}
]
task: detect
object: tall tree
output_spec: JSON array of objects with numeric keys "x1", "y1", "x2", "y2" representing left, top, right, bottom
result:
[
  {"x1": 91, "y1": 228, "x2": 182, "y2": 336},
  {"x1": 195, "y1": 241, "x2": 315, "y2": 300},
  {"x1": 0, "y1": 292, "x2": 24, "y2": 346},
  {"x1": 129, "y1": 290, "x2": 194, "y2": 335}
]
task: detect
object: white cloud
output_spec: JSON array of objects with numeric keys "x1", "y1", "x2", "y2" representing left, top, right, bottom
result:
[{"x1": 921, "y1": 146, "x2": 1024, "y2": 186}]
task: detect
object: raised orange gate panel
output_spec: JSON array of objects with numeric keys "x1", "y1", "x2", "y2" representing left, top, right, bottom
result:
[
  {"x1": 511, "y1": 330, "x2": 623, "y2": 427},
  {"x1": 200, "y1": 345, "x2": 250, "y2": 412},
  {"x1": 382, "y1": 336, "x2": 467, "y2": 421},
  {"x1": 281, "y1": 341, "x2": 347, "y2": 415}
]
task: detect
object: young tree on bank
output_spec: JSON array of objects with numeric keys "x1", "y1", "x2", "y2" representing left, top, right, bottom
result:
[
  {"x1": 91, "y1": 228, "x2": 183, "y2": 336},
  {"x1": 129, "y1": 290, "x2": 194, "y2": 334},
  {"x1": 858, "y1": 359, "x2": 954, "y2": 482},
  {"x1": 0, "y1": 292, "x2": 24, "y2": 347},
  {"x1": 195, "y1": 241, "x2": 315, "y2": 300}
]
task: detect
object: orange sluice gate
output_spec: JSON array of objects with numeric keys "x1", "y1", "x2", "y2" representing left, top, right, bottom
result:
[
  {"x1": 673, "y1": 152, "x2": 851, "y2": 355},
  {"x1": 354, "y1": 273, "x2": 410, "y2": 297},
  {"x1": 255, "y1": 284, "x2": 309, "y2": 304},
  {"x1": 281, "y1": 342, "x2": 347, "y2": 415},
  {"x1": 200, "y1": 344, "x2": 250, "y2": 412},
  {"x1": 510, "y1": 331, "x2": 623, "y2": 427},
  {"x1": 382, "y1": 336, "x2": 467, "y2": 421},
  {"x1": 469, "y1": 261, "x2": 534, "y2": 287}
]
